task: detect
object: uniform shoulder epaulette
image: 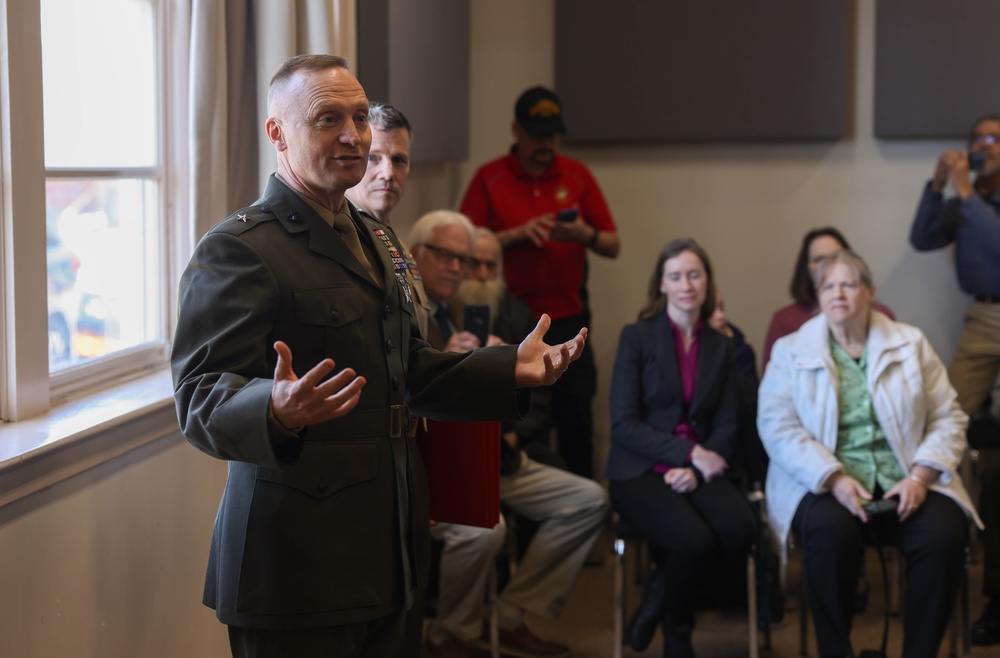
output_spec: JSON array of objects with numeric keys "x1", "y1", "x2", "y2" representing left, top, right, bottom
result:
[
  {"x1": 356, "y1": 207, "x2": 379, "y2": 224},
  {"x1": 212, "y1": 203, "x2": 278, "y2": 236},
  {"x1": 350, "y1": 203, "x2": 384, "y2": 230}
]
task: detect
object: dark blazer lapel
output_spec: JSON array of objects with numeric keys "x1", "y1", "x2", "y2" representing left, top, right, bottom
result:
[
  {"x1": 651, "y1": 313, "x2": 683, "y2": 399},
  {"x1": 690, "y1": 328, "x2": 724, "y2": 416}
]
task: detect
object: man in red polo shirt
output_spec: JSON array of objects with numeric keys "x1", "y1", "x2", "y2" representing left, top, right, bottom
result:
[{"x1": 459, "y1": 86, "x2": 620, "y2": 478}]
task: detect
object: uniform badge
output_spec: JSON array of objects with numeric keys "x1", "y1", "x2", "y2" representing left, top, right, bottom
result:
[
  {"x1": 405, "y1": 254, "x2": 423, "y2": 281},
  {"x1": 374, "y1": 229, "x2": 408, "y2": 272},
  {"x1": 555, "y1": 185, "x2": 570, "y2": 203},
  {"x1": 395, "y1": 272, "x2": 413, "y2": 304}
]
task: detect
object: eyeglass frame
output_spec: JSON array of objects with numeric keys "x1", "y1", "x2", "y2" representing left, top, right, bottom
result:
[
  {"x1": 421, "y1": 243, "x2": 474, "y2": 269},
  {"x1": 468, "y1": 256, "x2": 499, "y2": 273},
  {"x1": 971, "y1": 133, "x2": 999, "y2": 147}
]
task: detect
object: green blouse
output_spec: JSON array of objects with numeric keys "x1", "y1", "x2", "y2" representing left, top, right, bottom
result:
[{"x1": 832, "y1": 339, "x2": 906, "y2": 492}]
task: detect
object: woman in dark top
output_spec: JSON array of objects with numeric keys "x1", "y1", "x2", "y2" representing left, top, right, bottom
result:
[
  {"x1": 762, "y1": 227, "x2": 895, "y2": 369},
  {"x1": 606, "y1": 238, "x2": 755, "y2": 657}
]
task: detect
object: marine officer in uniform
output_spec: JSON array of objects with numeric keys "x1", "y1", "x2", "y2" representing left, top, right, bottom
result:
[{"x1": 171, "y1": 54, "x2": 587, "y2": 658}]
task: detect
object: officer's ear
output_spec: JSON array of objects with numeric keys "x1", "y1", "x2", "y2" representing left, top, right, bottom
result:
[{"x1": 266, "y1": 117, "x2": 286, "y2": 151}]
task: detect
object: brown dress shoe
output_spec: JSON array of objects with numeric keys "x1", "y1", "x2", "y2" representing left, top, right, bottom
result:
[
  {"x1": 425, "y1": 632, "x2": 471, "y2": 658},
  {"x1": 496, "y1": 624, "x2": 570, "y2": 658}
]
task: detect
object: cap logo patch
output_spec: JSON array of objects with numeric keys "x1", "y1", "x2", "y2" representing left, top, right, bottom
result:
[{"x1": 529, "y1": 99, "x2": 561, "y2": 118}]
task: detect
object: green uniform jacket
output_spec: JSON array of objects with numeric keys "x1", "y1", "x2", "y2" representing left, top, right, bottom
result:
[{"x1": 171, "y1": 175, "x2": 525, "y2": 629}]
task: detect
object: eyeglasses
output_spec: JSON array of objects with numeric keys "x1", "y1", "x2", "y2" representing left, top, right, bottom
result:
[
  {"x1": 468, "y1": 257, "x2": 499, "y2": 273},
  {"x1": 971, "y1": 134, "x2": 999, "y2": 147},
  {"x1": 422, "y1": 243, "x2": 473, "y2": 268}
]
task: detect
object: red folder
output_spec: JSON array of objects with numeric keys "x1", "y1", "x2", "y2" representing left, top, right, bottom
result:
[{"x1": 416, "y1": 420, "x2": 500, "y2": 528}]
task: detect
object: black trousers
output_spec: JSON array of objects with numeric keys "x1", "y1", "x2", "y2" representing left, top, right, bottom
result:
[
  {"x1": 547, "y1": 314, "x2": 596, "y2": 478},
  {"x1": 228, "y1": 609, "x2": 407, "y2": 658},
  {"x1": 793, "y1": 491, "x2": 967, "y2": 658},
  {"x1": 979, "y1": 465, "x2": 1000, "y2": 599},
  {"x1": 610, "y1": 471, "x2": 756, "y2": 624}
]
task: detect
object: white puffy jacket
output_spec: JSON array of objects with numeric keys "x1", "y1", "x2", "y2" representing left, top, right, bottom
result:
[{"x1": 758, "y1": 311, "x2": 982, "y2": 558}]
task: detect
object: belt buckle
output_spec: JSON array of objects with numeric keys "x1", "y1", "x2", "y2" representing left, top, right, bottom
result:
[{"x1": 390, "y1": 404, "x2": 407, "y2": 438}]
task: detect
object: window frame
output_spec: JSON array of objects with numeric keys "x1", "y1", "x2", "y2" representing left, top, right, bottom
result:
[{"x1": 1, "y1": 0, "x2": 177, "y2": 421}]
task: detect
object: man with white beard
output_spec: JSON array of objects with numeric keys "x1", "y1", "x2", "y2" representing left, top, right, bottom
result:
[
  {"x1": 409, "y1": 219, "x2": 608, "y2": 658},
  {"x1": 457, "y1": 229, "x2": 569, "y2": 468}
]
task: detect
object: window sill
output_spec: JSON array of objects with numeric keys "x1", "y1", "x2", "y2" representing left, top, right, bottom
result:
[{"x1": 0, "y1": 368, "x2": 178, "y2": 508}]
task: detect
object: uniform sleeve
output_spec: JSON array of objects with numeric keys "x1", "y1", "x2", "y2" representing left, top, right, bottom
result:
[
  {"x1": 404, "y1": 337, "x2": 527, "y2": 423},
  {"x1": 170, "y1": 232, "x2": 301, "y2": 467}
]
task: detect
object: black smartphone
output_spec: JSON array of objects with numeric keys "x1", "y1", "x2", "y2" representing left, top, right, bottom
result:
[
  {"x1": 463, "y1": 305, "x2": 490, "y2": 346},
  {"x1": 862, "y1": 498, "x2": 898, "y2": 516},
  {"x1": 556, "y1": 208, "x2": 579, "y2": 223},
  {"x1": 969, "y1": 151, "x2": 987, "y2": 172}
]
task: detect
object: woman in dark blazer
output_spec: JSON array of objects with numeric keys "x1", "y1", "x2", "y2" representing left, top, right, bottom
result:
[{"x1": 606, "y1": 238, "x2": 756, "y2": 658}]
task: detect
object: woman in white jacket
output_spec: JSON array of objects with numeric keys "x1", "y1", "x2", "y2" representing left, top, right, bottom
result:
[{"x1": 758, "y1": 249, "x2": 981, "y2": 658}]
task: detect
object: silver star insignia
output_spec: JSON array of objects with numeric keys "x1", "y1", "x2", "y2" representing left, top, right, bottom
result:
[{"x1": 237, "y1": 213, "x2": 248, "y2": 223}]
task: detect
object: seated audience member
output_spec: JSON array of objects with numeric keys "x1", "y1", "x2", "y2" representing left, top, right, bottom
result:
[
  {"x1": 709, "y1": 291, "x2": 767, "y2": 486},
  {"x1": 909, "y1": 114, "x2": 1000, "y2": 645},
  {"x1": 455, "y1": 228, "x2": 568, "y2": 471},
  {"x1": 758, "y1": 249, "x2": 982, "y2": 658},
  {"x1": 762, "y1": 227, "x2": 894, "y2": 368},
  {"x1": 606, "y1": 238, "x2": 756, "y2": 657},
  {"x1": 409, "y1": 212, "x2": 608, "y2": 658},
  {"x1": 763, "y1": 228, "x2": 896, "y2": 612}
]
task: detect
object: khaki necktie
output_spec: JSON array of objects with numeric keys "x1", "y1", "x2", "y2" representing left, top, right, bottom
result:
[{"x1": 333, "y1": 211, "x2": 380, "y2": 284}]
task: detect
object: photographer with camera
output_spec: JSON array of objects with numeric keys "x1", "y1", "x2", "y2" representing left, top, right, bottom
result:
[{"x1": 909, "y1": 114, "x2": 1000, "y2": 646}]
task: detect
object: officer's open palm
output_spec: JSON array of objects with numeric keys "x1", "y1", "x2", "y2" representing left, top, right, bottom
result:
[
  {"x1": 514, "y1": 314, "x2": 588, "y2": 387},
  {"x1": 270, "y1": 340, "x2": 366, "y2": 429}
]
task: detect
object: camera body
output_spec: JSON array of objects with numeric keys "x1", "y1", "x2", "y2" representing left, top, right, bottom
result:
[{"x1": 969, "y1": 151, "x2": 987, "y2": 172}]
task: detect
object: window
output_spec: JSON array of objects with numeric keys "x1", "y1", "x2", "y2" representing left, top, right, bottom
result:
[
  {"x1": 43, "y1": 0, "x2": 165, "y2": 373},
  {"x1": 1, "y1": 0, "x2": 172, "y2": 420}
]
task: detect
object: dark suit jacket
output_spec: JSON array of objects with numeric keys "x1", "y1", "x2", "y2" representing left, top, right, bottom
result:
[
  {"x1": 605, "y1": 312, "x2": 738, "y2": 482},
  {"x1": 171, "y1": 175, "x2": 525, "y2": 630}
]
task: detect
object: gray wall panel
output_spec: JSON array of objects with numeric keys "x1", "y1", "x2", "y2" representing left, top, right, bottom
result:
[
  {"x1": 874, "y1": 0, "x2": 1000, "y2": 139},
  {"x1": 555, "y1": 0, "x2": 850, "y2": 143},
  {"x1": 357, "y1": 0, "x2": 469, "y2": 163}
]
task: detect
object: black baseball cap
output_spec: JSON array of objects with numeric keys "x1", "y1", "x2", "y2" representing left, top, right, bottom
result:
[{"x1": 514, "y1": 86, "x2": 567, "y2": 137}]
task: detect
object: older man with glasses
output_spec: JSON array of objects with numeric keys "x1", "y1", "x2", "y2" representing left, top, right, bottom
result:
[
  {"x1": 910, "y1": 114, "x2": 1000, "y2": 646},
  {"x1": 408, "y1": 213, "x2": 608, "y2": 658}
]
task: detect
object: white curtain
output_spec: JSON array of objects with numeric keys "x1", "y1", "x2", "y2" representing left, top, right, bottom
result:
[{"x1": 185, "y1": 0, "x2": 357, "y2": 241}]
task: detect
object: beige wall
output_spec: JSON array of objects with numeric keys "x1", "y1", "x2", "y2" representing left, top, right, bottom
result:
[
  {"x1": 0, "y1": 437, "x2": 230, "y2": 657},
  {"x1": 393, "y1": 0, "x2": 970, "y2": 477}
]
